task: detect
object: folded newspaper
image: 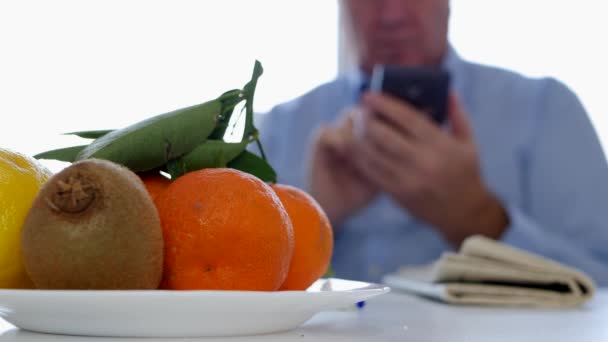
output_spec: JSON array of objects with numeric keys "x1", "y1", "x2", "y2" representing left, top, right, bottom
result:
[{"x1": 383, "y1": 236, "x2": 595, "y2": 308}]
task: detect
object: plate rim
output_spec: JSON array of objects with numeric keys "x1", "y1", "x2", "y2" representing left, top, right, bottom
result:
[
  {"x1": 0, "y1": 278, "x2": 391, "y2": 337},
  {"x1": 0, "y1": 278, "x2": 390, "y2": 298}
]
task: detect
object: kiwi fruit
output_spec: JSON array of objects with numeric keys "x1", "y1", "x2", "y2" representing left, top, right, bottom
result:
[{"x1": 21, "y1": 159, "x2": 163, "y2": 290}]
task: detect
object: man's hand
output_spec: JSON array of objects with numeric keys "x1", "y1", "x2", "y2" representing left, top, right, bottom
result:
[
  {"x1": 309, "y1": 108, "x2": 378, "y2": 226},
  {"x1": 352, "y1": 92, "x2": 509, "y2": 247}
]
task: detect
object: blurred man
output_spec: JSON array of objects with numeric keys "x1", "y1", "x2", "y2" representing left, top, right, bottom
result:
[{"x1": 256, "y1": 0, "x2": 608, "y2": 285}]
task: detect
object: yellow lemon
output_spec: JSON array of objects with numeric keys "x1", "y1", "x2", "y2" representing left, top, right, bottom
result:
[{"x1": 0, "y1": 148, "x2": 52, "y2": 288}]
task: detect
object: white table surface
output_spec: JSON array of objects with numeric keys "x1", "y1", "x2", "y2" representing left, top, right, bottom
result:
[{"x1": 1, "y1": 290, "x2": 606, "y2": 342}]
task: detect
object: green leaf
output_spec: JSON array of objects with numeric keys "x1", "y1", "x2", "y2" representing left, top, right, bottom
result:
[
  {"x1": 227, "y1": 150, "x2": 276, "y2": 183},
  {"x1": 76, "y1": 98, "x2": 222, "y2": 172},
  {"x1": 34, "y1": 145, "x2": 88, "y2": 162},
  {"x1": 208, "y1": 89, "x2": 246, "y2": 140},
  {"x1": 242, "y1": 61, "x2": 263, "y2": 139},
  {"x1": 166, "y1": 140, "x2": 248, "y2": 179},
  {"x1": 165, "y1": 158, "x2": 186, "y2": 180},
  {"x1": 209, "y1": 62, "x2": 263, "y2": 143},
  {"x1": 63, "y1": 129, "x2": 114, "y2": 139}
]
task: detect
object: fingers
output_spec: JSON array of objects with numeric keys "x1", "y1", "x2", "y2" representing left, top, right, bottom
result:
[
  {"x1": 322, "y1": 106, "x2": 366, "y2": 154},
  {"x1": 357, "y1": 109, "x2": 418, "y2": 161},
  {"x1": 316, "y1": 124, "x2": 350, "y2": 157},
  {"x1": 351, "y1": 109, "x2": 420, "y2": 190},
  {"x1": 361, "y1": 92, "x2": 439, "y2": 142},
  {"x1": 352, "y1": 138, "x2": 397, "y2": 189},
  {"x1": 447, "y1": 92, "x2": 473, "y2": 141}
]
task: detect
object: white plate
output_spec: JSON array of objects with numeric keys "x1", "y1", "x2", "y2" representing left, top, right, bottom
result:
[{"x1": 0, "y1": 278, "x2": 389, "y2": 338}]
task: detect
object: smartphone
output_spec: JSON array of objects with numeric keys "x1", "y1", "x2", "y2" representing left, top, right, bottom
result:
[{"x1": 369, "y1": 65, "x2": 451, "y2": 124}]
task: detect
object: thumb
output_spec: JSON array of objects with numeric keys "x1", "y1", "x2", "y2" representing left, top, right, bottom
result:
[
  {"x1": 448, "y1": 92, "x2": 473, "y2": 141},
  {"x1": 317, "y1": 124, "x2": 348, "y2": 157}
]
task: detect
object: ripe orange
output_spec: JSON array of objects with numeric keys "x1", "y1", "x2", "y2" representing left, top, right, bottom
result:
[
  {"x1": 272, "y1": 184, "x2": 333, "y2": 291},
  {"x1": 139, "y1": 171, "x2": 171, "y2": 205},
  {"x1": 156, "y1": 168, "x2": 294, "y2": 291}
]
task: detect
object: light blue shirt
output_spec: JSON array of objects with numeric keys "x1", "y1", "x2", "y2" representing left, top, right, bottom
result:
[{"x1": 255, "y1": 48, "x2": 608, "y2": 285}]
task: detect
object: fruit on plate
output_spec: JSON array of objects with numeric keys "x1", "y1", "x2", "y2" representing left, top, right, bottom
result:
[
  {"x1": 157, "y1": 168, "x2": 294, "y2": 291},
  {"x1": 0, "y1": 148, "x2": 52, "y2": 289},
  {"x1": 139, "y1": 171, "x2": 171, "y2": 206},
  {"x1": 21, "y1": 159, "x2": 163, "y2": 289},
  {"x1": 272, "y1": 184, "x2": 333, "y2": 290},
  {"x1": 26, "y1": 61, "x2": 336, "y2": 291}
]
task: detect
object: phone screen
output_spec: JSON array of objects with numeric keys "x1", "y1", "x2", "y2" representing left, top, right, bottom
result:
[{"x1": 370, "y1": 65, "x2": 450, "y2": 124}]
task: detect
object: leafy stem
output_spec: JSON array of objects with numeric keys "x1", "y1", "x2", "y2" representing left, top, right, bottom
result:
[{"x1": 255, "y1": 136, "x2": 268, "y2": 163}]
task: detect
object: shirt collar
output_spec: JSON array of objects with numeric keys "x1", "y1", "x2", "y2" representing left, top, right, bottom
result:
[{"x1": 442, "y1": 44, "x2": 464, "y2": 75}]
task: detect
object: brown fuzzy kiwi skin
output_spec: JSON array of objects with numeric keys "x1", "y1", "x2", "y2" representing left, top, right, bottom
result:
[{"x1": 20, "y1": 159, "x2": 164, "y2": 290}]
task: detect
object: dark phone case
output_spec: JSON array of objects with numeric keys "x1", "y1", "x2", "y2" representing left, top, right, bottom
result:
[{"x1": 370, "y1": 65, "x2": 450, "y2": 124}]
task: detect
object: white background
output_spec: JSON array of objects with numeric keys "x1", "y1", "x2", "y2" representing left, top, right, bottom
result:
[
  {"x1": 1, "y1": 1, "x2": 606, "y2": 171},
  {"x1": 450, "y1": 0, "x2": 608, "y2": 150},
  {"x1": 0, "y1": 0, "x2": 340, "y2": 170}
]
